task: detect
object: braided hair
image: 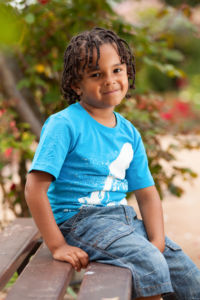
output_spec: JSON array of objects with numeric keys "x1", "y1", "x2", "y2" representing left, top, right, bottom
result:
[{"x1": 61, "y1": 27, "x2": 135, "y2": 105}]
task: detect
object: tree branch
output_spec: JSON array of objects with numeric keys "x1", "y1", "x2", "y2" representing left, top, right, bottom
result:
[{"x1": 0, "y1": 52, "x2": 42, "y2": 139}]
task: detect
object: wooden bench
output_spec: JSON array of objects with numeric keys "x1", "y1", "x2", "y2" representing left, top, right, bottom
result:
[{"x1": 0, "y1": 218, "x2": 132, "y2": 300}]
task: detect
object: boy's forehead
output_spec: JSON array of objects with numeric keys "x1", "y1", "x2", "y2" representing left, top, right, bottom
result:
[
  {"x1": 84, "y1": 42, "x2": 121, "y2": 68},
  {"x1": 94, "y1": 42, "x2": 119, "y2": 56}
]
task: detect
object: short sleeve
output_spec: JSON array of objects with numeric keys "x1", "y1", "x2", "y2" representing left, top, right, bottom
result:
[
  {"x1": 29, "y1": 115, "x2": 73, "y2": 179},
  {"x1": 126, "y1": 130, "x2": 154, "y2": 192}
]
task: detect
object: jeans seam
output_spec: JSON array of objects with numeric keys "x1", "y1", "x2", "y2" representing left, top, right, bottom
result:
[{"x1": 71, "y1": 231, "x2": 126, "y2": 260}]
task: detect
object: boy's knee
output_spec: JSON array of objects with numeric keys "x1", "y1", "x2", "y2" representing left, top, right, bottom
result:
[{"x1": 141, "y1": 248, "x2": 170, "y2": 281}]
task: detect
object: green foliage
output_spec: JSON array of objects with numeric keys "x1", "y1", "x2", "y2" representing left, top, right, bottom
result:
[
  {"x1": 164, "y1": 0, "x2": 200, "y2": 7},
  {"x1": 0, "y1": 3, "x2": 22, "y2": 48},
  {"x1": 5, "y1": 272, "x2": 18, "y2": 289}
]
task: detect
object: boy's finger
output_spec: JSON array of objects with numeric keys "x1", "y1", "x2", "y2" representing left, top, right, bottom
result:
[
  {"x1": 71, "y1": 254, "x2": 81, "y2": 271},
  {"x1": 79, "y1": 255, "x2": 89, "y2": 268},
  {"x1": 63, "y1": 255, "x2": 76, "y2": 269},
  {"x1": 76, "y1": 250, "x2": 89, "y2": 268}
]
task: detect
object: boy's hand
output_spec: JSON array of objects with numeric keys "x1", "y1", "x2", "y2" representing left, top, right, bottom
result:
[{"x1": 52, "y1": 243, "x2": 89, "y2": 271}]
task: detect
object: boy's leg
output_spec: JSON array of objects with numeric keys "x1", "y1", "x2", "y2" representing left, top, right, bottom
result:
[
  {"x1": 163, "y1": 236, "x2": 200, "y2": 300},
  {"x1": 60, "y1": 206, "x2": 174, "y2": 299},
  {"x1": 97, "y1": 228, "x2": 173, "y2": 299}
]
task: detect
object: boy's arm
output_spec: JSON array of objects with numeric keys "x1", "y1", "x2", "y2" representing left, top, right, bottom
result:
[
  {"x1": 25, "y1": 171, "x2": 88, "y2": 271},
  {"x1": 134, "y1": 185, "x2": 165, "y2": 253}
]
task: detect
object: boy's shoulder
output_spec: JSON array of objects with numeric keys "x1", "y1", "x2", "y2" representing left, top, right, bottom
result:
[
  {"x1": 115, "y1": 111, "x2": 140, "y2": 136},
  {"x1": 50, "y1": 102, "x2": 81, "y2": 121},
  {"x1": 45, "y1": 103, "x2": 84, "y2": 129},
  {"x1": 41, "y1": 103, "x2": 83, "y2": 138}
]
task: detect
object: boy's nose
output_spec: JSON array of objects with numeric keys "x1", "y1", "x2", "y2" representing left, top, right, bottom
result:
[{"x1": 104, "y1": 74, "x2": 116, "y2": 86}]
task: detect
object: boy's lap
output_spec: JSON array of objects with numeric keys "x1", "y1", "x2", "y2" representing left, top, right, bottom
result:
[
  {"x1": 59, "y1": 205, "x2": 193, "y2": 273},
  {"x1": 61, "y1": 207, "x2": 169, "y2": 267}
]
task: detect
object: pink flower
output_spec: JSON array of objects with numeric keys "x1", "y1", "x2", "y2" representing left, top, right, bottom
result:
[
  {"x1": 174, "y1": 101, "x2": 190, "y2": 117},
  {"x1": 0, "y1": 109, "x2": 6, "y2": 117},
  {"x1": 10, "y1": 121, "x2": 16, "y2": 128},
  {"x1": 160, "y1": 112, "x2": 173, "y2": 120},
  {"x1": 4, "y1": 148, "x2": 13, "y2": 158}
]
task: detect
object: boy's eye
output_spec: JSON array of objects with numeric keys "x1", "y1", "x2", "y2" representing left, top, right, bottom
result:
[
  {"x1": 90, "y1": 73, "x2": 100, "y2": 78},
  {"x1": 113, "y1": 68, "x2": 121, "y2": 73}
]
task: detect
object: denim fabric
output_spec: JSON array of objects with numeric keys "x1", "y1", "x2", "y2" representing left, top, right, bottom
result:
[{"x1": 59, "y1": 205, "x2": 200, "y2": 299}]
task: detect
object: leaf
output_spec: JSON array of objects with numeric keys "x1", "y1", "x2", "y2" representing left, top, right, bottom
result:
[
  {"x1": 43, "y1": 88, "x2": 60, "y2": 103},
  {"x1": 0, "y1": 3, "x2": 22, "y2": 46},
  {"x1": 162, "y1": 49, "x2": 184, "y2": 62},
  {"x1": 24, "y1": 13, "x2": 35, "y2": 24},
  {"x1": 168, "y1": 183, "x2": 184, "y2": 197},
  {"x1": 17, "y1": 78, "x2": 31, "y2": 89}
]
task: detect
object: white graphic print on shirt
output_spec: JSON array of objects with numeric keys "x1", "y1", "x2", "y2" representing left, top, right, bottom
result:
[{"x1": 78, "y1": 143, "x2": 134, "y2": 205}]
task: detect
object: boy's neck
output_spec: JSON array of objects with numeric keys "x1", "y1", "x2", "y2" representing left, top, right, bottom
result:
[{"x1": 79, "y1": 102, "x2": 116, "y2": 128}]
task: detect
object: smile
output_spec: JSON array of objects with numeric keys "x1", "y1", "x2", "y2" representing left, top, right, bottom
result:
[{"x1": 103, "y1": 89, "x2": 119, "y2": 95}]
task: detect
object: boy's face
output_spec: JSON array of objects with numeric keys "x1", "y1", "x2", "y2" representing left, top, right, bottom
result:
[{"x1": 73, "y1": 43, "x2": 129, "y2": 111}]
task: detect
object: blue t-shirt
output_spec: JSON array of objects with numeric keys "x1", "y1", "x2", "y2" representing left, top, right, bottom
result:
[{"x1": 29, "y1": 103, "x2": 154, "y2": 224}]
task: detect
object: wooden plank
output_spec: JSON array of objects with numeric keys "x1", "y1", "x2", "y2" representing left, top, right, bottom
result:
[
  {"x1": 77, "y1": 262, "x2": 132, "y2": 300},
  {"x1": 0, "y1": 218, "x2": 40, "y2": 290},
  {"x1": 5, "y1": 243, "x2": 74, "y2": 300}
]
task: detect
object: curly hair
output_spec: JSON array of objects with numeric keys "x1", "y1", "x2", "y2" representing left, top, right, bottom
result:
[{"x1": 61, "y1": 27, "x2": 135, "y2": 105}]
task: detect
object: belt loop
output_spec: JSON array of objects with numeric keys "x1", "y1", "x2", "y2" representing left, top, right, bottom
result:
[{"x1": 122, "y1": 205, "x2": 131, "y2": 225}]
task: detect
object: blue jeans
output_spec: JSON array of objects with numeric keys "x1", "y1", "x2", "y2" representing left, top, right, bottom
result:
[{"x1": 59, "y1": 205, "x2": 200, "y2": 299}]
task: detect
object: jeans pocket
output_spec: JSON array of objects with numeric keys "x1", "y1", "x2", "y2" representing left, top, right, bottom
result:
[
  {"x1": 165, "y1": 237, "x2": 182, "y2": 251},
  {"x1": 72, "y1": 216, "x2": 134, "y2": 250}
]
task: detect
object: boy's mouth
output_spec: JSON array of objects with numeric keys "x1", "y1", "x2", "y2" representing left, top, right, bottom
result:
[{"x1": 102, "y1": 89, "x2": 119, "y2": 95}]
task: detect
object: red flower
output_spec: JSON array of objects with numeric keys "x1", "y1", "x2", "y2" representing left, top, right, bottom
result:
[
  {"x1": 10, "y1": 183, "x2": 16, "y2": 191},
  {"x1": 10, "y1": 120, "x2": 16, "y2": 128},
  {"x1": 176, "y1": 78, "x2": 188, "y2": 88},
  {"x1": 0, "y1": 109, "x2": 6, "y2": 117},
  {"x1": 38, "y1": 0, "x2": 49, "y2": 4},
  {"x1": 137, "y1": 103, "x2": 146, "y2": 110},
  {"x1": 160, "y1": 112, "x2": 173, "y2": 120},
  {"x1": 174, "y1": 101, "x2": 190, "y2": 117},
  {"x1": 4, "y1": 148, "x2": 13, "y2": 158}
]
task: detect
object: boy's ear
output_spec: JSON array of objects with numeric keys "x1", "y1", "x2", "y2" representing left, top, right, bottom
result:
[{"x1": 71, "y1": 84, "x2": 82, "y2": 96}]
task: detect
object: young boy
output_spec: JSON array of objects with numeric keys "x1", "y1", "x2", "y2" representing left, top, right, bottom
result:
[{"x1": 25, "y1": 27, "x2": 200, "y2": 299}]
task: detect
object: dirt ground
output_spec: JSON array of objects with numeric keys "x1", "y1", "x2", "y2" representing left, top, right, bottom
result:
[
  {"x1": 161, "y1": 136, "x2": 200, "y2": 268},
  {"x1": 162, "y1": 145, "x2": 200, "y2": 268}
]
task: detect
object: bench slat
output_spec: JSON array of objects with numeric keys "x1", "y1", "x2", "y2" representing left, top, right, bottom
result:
[
  {"x1": 5, "y1": 243, "x2": 74, "y2": 300},
  {"x1": 0, "y1": 218, "x2": 40, "y2": 290},
  {"x1": 78, "y1": 262, "x2": 132, "y2": 300}
]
